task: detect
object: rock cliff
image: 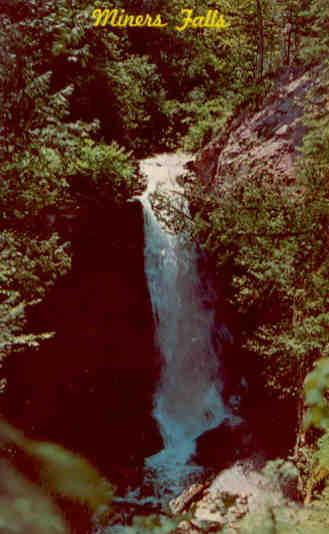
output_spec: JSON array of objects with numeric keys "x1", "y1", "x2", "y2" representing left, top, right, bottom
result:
[{"x1": 193, "y1": 66, "x2": 317, "y2": 189}]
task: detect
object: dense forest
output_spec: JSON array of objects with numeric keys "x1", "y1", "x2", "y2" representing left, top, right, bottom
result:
[{"x1": 1, "y1": 0, "x2": 329, "y2": 533}]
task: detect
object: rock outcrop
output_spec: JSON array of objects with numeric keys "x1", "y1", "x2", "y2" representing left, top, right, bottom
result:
[
  {"x1": 193, "y1": 66, "x2": 318, "y2": 190},
  {"x1": 171, "y1": 460, "x2": 299, "y2": 533}
]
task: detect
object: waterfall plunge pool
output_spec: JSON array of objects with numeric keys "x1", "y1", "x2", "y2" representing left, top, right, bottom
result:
[{"x1": 139, "y1": 154, "x2": 234, "y2": 500}]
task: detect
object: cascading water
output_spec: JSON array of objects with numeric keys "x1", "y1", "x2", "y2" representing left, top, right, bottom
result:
[{"x1": 140, "y1": 154, "x2": 229, "y2": 498}]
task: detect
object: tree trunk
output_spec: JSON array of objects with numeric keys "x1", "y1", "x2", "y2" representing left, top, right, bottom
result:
[{"x1": 256, "y1": 0, "x2": 265, "y2": 80}]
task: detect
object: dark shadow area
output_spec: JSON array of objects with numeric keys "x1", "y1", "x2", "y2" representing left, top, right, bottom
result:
[
  {"x1": 2, "y1": 200, "x2": 162, "y2": 488},
  {"x1": 195, "y1": 252, "x2": 298, "y2": 471}
]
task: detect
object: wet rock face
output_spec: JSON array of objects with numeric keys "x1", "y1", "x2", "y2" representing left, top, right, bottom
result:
[{"x1": 2, "y1": 199, "x2": 162, "y2": 479}]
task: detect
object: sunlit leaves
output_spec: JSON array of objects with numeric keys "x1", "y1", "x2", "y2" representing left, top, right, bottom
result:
[
  {"x1": 31, "y1": 441, "x2": 113, "y2": 510},
  {"x1": 0, "y1": 231, "x2": 71, "y2": 364},
  {"x1": 71, "y1": 140, "x2": 142, "y2": 204},
  {"x1": 0, "y1": 421, "x2": 113, "y2": 511},
  {"x1": 305, "y1": 359, "x2": 329, "y2": 430},
  {"x1": 0, "y1": 462, "x2": 68, "y2": 534}
]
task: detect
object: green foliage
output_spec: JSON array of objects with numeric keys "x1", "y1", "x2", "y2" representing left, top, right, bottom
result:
[
  {"x1": 0, "y1": 421, "x2": 113, "y2": 512},
  {"x1": 298, "y1": 1, "x2": 329, "y2": 63},
  {"x1": 181, "y1": 98, "x2": 233, "y2": 152},
  {"x1": 0, "y1": 462, "x2": 69, "y2": 534},
  {"x1": 71, "y1": 140, "x2": 143, "y2": 205},
  {"x1": 187, "y1": 65, "x2": 329, "y2": 402},
  {"x1": 0, "y1": 1, "x2": 146, "y2": 377},
  {"x1": 300, "y1": 66, "x2": 329, "y2": 430},
  {"x1": 232, "y1": 500, "x2": 329, "y2": 534},
  {"x1": 106, "y1": 55, "x2": 164, "y2": 151},
  {"x1": 1, "y1": 0, "x2": 327, "y2": 160},
  {"x1": 188, "y1": 169, "x2": 324, "y2": 399},
  {"x1": 0, "y1": 231, "x2": 71, "y2": 369},
  {"x1": 305, "y1": 360, "x2": 329, "y2": 431},
  {"x1": 0, "y1": 421, "x2": 113, "y2": 532},
  {"x1": 305, "y1": 430, "x2": 329, "y2": 502},
  {"x1": 263, "y1": 459, "x2": 299, "y2": 497}
]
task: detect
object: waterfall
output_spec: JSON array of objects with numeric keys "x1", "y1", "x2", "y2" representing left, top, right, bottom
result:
[{"x1": 139, "y1": 154, "x2": 228, "y2": 498}]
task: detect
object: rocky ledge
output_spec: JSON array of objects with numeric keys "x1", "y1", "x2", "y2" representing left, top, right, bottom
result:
[{"x1": 169, "y1": 460, "x2": 300, "y2": 533}]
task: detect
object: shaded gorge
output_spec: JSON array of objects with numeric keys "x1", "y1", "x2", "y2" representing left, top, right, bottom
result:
[
  {"x1": 2, "y1": 197, "x2": 162, "y2": 489},
  {"x1": 1, "y1": 154, "x2": 298, "y2": 532}
]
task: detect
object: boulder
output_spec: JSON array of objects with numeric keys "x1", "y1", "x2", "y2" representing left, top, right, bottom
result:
[{"x1": 169, "y1": 482, "x2": 206, "y2": 514}]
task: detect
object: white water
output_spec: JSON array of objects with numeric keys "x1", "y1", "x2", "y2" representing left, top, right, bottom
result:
[{"x1": 140, "y1": 154, "x2": 228, "y2": 498}]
